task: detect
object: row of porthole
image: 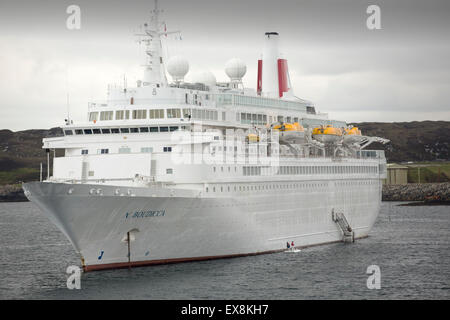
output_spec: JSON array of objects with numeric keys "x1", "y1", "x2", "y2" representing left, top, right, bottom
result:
[
  {"x1": 67, "y1": 188, "x2": 135, "y2": 196},
  {"x1": 205, "y1": 182, "x2": 331, "y2": 193}
]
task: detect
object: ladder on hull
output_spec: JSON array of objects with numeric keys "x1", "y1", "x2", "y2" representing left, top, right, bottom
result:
[{"x1": 332, "y1": 209, "x2": 355, "y2": 243}]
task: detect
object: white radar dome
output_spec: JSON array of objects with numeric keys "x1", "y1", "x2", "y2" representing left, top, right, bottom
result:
[
  {"x1": 166, "y1": 56, "x2": 189, "y2": 82},
  {"x1": 225, "y1": 58, "x2": 247, "y2": 80},
  {"x1": 192, "y1": 71, "x2": 217, "y2": 87}
]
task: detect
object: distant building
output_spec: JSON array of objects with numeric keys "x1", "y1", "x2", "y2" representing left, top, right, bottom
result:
[{"x1": 383, "y1": 163, "x2": 408, "y2": 185}]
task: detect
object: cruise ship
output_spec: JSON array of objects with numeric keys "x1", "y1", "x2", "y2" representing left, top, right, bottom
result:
[{"x1": 23, "y1": 1, "x2": 389, "y2": 272}]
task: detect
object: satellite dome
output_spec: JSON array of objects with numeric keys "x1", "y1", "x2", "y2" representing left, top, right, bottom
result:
[
  {"x1": 166, "y1": 56, "x2": 189, "y2": 82},
  {"x1": 192, "y1": 71, "x2": 217, "y2": 87},
  {"x1": 225, "y1": 58, "x2": 247, "y2": 81}
]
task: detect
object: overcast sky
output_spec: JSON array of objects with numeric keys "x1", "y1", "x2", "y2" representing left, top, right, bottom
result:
[{"x1": 0, "y1": 0, "x2": 449, "y2": 130}]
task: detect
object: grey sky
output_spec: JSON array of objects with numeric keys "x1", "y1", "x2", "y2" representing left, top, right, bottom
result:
[{"x1": 0, "y1": 0, "x2": 449, "y2": 130}]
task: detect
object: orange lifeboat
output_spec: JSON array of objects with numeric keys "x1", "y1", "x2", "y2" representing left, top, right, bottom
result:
[
  {"x1": 343, "y1": 126, "x2": 363, "y2": 144},
  {"x1": 273, "y1": 122, "x2": 306, "y2": 144},
  {"x1": 312, "y1": 125, "x2": 343, "y2": 143}
]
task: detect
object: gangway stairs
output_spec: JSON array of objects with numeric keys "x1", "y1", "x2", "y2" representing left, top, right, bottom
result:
[{"x1": 332, "y1": 209, "x2": 355, "y2": 243}]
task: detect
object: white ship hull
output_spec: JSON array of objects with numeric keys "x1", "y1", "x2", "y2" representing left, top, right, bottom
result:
[{"x1": 23, "y1": 178, "x2": 381, "y2": 271}]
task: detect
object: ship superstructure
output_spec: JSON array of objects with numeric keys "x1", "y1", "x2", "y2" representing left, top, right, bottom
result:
[{"x1": 23, "y1": 1, "x2": 389, "y2": 271}]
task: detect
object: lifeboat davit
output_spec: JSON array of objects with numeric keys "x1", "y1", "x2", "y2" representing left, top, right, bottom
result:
[
  {"x1": 273, "y1": 122, "x2": 306, "y2": 144},
  {"x1": 343, "y1": 126, "x2": 364, "y2": 144},
  {"x1": 312, "y1": 125, "x2": 343, "y2": 143}
]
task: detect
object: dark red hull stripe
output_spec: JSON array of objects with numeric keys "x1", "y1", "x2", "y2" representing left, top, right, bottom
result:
[{"x1": 83, "y1": 236, "x2": 368, "y2": 272}]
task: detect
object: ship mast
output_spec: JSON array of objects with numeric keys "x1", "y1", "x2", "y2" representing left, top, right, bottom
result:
[{"x1": 137, "y1": 0, "x2": 180, "y2": 88}]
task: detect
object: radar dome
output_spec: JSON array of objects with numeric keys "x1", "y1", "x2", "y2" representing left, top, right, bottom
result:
[
  {"x1": 225, "y1": 58, "x2": 247, "y2": 81},
  {"x1": 166, "y1": 56, "x2": 189, "y2": 82},
  {"x1": 191, "y1": 71, "x2": 217, "y2": 87}
]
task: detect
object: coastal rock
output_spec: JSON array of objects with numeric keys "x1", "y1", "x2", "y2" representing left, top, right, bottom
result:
[
  {"x1": 382, "y1": 182, "x2": 450, "y2": 202},
  {"x1": 0, "y1": 184, "x2": 28, "y2": 202}
]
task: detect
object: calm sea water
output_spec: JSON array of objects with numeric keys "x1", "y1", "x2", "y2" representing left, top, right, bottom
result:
[{"x1": 0, "y1": 201, "x2": 448, "y2": 300}]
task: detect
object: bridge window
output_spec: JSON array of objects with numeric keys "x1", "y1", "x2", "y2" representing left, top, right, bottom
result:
[
  {"x1": 83, "y1": 129, "x2": 92, "y2": 135},
  {"x1": 183, "y1": 108, "x2": 191, "y2": 118},
  {"x1": 101, "y1": 128, "x2": 111, "y2": 134},
  {"x1": 120, "y1": 128, "x2": 129, "y2": 133},
  {"x1": 64, "y1": 130, "x2": 73, "y2": 135},
  {"x1": 149, "y1": 109, "x2": 164, "y2": 119},
  {"x1": 132, "y1": 109, "x2": 147, "y2": 119},
  {"x1": 167, "y1": 108, "x2": 181, "y2": 118},
  {"x1": 111, "y1": 128, "x2": 120, "y2": 133},
  {"x1": 100, "y1": 111, "x2": 113, "y2": 121},
  {"x1": 115, "y1": 110, "x2": 130, "y2": 120},
  {"x1": 139, "y1": 127, "x2": 149, "y2": 133},
  {"x1": 93, "y1": 129, "x2": 101, "y2": 134},
  {"x1": 118, "y1": 146, "x2": 131, "y2": 154},
  {"x1": 160, "y1": 126, "x2": 169, "y2": 132},
  {"x1": 141, "y1": 147, "x2": 153, "y2": 153},
  {"x1": 149, "y1": 127, "x2": 159, "y2": 132},
  {"x1": 130, "y1": 128, "x2": 139, "y2": 133},
  {"x1": 89, "y1": 112, "x2": 98, "y2": 122}
]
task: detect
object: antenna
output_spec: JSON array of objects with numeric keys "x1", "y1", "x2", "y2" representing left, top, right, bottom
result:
[{"x1": 66, "y1": 67, "x2": 71, "y2": 125}]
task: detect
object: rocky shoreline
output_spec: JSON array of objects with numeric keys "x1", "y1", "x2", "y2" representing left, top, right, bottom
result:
[
  {"x1": 1, "y1": 182, "x2": 450, "y2": 204},
  {"x1": 0, "y1": 184, "x2": 28, "y2": 202},
  {"x1": 382, "y1": 182, "x2": 450, "y2": 204}
]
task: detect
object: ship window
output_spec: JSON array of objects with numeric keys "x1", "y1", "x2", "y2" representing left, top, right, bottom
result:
[
  {"x1": 294, "y1": 117, "x2": 298, "y2": 123},
  {"x1": 163, "y1": 147, "x2": 172, "y2": 152},
  {"x1": 81, "y1": 149, "x2": 88, "y2": 155},
  {"x1": 100, "y1": 111, "x2": 113, "y2": 121},
  {"x1": 139, "y1": 127, "x2": 149, "y2": 133},
  {"x1": 93, "y1": 129, "x2": 101, "y2": 134},
  {"x1": 183, "y1": 108, "x2": 191, "y2": 118},
  {"x1": 116, "y1": 110, "x2": 124, "y2": 120},
  {"x1": 64, "y1": 130, "x2": 73, "y2": 135},
  {"x1": 101, "y1": 128, "x2": 111, "y2": 134},
  {"x1": 132, "y1": 109, "x2": 147, "y2": 119},
  {"x1": 141, "y1": 147, "x2": 153, "y2": 153},
  {"x1": 111, "y1": 128, "x2": 120, "y2": 134},
  {"x1": 118, "y1": 146, "x2": 131, "y2": 154},
  {"x1": 167, "y1": 108, "x2": 181, "y2": 118},
  {"x1": 160, "y1": 126, "x2": 169, "y2": 132},
  {"x1": 130, "y1": 128, "x2": 139, "y2": 133},
  {"x1": 149, "y1": 109, "x2": 164, "y2": 119},
  {"x1": 89, "y1": 112, "x2": 98, "y2": 122},
  {"x1": 100, "y1": 149, "x2": 109, "y2": 154},
  {"x1": 75, "y1": 129, "x2": 83, "y2": 135},
  {"x1": 149, "y1": 127, "x2": 159, "y2": 132},
  {"x1": 169, "y1": 126, "x2": 179, "y2": 132},
  {"x1": 286, "y1": 116, "x2": 292, "y2": 123},
  {"x1": 166, "y1": 168, "x2": 173, "y2": 174},
  {"x1": 120, "y1": 128, "x2": 129, "y2": 133},
  {"x1": 83, "y1": 129, "x2": 93, "y2": 135}
]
